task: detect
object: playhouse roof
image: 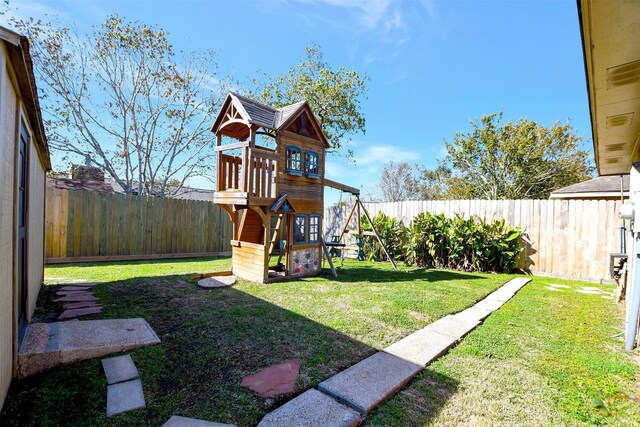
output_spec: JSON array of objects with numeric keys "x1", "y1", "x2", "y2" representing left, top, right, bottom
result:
[{"x1": 211, "y1": 93, "x2": 329, "y2": 147}]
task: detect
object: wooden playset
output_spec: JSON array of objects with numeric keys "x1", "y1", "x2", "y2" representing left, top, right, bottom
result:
[{"x1": 211, "y1": 93, "x2": 394, "y2": 283}]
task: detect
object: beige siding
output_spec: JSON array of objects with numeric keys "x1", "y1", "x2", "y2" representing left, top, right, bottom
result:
[
  {"x1": 0, "y1": 43, "x2": 16, "y2": 409},
  {"x1": 27, "y1": 132, "x2": 45, "y2": 318},
  {"x1": 0, "y1": 42, "x2": 47, "y2": 408}
]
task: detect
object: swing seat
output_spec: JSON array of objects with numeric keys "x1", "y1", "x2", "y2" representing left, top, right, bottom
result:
[
  {"x1": 355, "y1": 235, "x2": 366, "y2": 261},
  {"x1": 329, "y1": 235, "x2": 342, "y2": 257}
]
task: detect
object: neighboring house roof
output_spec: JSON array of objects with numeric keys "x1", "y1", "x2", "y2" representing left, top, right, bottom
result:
[
  {"x1": 47, "y1": 177, "x2": 116, "y2": 193},
  {"x1": 211, "y1": 92, "x2": 329, "y2": 147},
  {"x1": 48, "y1": 177, "x2": 216, "y2": 202},
  {"x1": 549, "y1": 175, "x2": 629, "y2": 199},
  {"x1": 0, "y1": 25, "x2": 51, "y2": 170}
]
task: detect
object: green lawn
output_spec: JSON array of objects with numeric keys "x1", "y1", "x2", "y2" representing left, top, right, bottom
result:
[
  {"x1": 1, "y1": 258, "x2": 638, "y2": 426},
  {"x1": 366, "y1": 276, "x2": 640, "y2": 426}
]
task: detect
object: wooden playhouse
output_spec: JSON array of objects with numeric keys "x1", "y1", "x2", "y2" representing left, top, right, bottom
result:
[{"x1": 212, "y1": 92, "x2": 342, "y2": 283}]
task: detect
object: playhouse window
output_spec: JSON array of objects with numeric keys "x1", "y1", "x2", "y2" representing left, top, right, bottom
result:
[
  {"x1": 286, "y1": 146, "x2": 302, "y2": 175},
  {"x1": 293, "y1": 214, "x2": 307, "y2": 244},
  {"x1": 309, "y1": 215, "x2": 320, "y2": 243},
  {"x1": 305, "y1": 151, "x2": 319, "y2": 178}
]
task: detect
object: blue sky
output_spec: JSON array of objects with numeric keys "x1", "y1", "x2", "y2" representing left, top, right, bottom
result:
[{"x1": 2, "y1": 0, "x2": 590, "y2": 204}]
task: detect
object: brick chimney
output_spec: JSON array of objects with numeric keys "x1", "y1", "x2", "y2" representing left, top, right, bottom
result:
[{"x1": 71, "y1": 165, "x2": 105, "y2": 182}]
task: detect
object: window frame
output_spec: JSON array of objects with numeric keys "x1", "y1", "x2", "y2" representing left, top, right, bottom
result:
[
  {"x1": 309, "y1": 214, "x2": 320, "y2": 243},
  {"x1": 286, "y1": 145, "x2": 303, "y2": 176},
  {"x1": 293, "y1": 214, "x2": 307, "y2": 245},
  {"x1": 305, "y1": 151, "x2": 319, "y2": 178}
]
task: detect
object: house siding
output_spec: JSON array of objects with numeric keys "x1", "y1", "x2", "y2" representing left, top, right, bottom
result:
[
  {"x1": 0, "y1": 41, "x2": 17, "y2": 408},
  {"x1": 0, "y1": 40, "x2": 48, "y2": 409},
  {"x1": 27, "y1": 123, "x2": 45, "y2": 317}
]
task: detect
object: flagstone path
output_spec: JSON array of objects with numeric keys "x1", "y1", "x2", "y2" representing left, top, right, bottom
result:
[{"x1": 52, "y1": 282, "x2": 103, "y2": 320}]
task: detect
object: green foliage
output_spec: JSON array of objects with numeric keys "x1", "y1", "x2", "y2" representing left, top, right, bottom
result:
[
  {"x1": 250, "y1": 44, "x2": 368, "y2": 158},
  {"x1": 361, "y1": 212, "x2": 405, "y2": 262},
  {"x1": 420, "y1": 111, "x2": 594, "y2": 199},
  {"x1": 362, "y1": 211, "x2": 522, "y2": 273}
]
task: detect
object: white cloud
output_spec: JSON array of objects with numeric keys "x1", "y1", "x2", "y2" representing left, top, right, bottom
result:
[{"x1": 356, "y1": 144, "x2": 420, "y2": 165}]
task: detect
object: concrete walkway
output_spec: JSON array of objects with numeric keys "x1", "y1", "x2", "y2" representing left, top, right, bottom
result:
[{"x1": 258, "y1": 277, "x2": 531, "y2": 427}]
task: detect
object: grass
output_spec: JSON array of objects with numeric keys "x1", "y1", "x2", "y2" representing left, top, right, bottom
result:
[
  {"x1": 366, "y1": 276, "x2": 640, "y2": 426},
  {"x1": 2, "y1": 258, "x2": 638, "y2": 426}
]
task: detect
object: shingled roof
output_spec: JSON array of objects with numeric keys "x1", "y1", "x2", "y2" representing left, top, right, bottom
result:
[
  {"x1": 549, "y1": 175, "x2": 629, "y2": 200},
  {"x1": 211, "y1": 93, "x2": 328, "y2": 146}
]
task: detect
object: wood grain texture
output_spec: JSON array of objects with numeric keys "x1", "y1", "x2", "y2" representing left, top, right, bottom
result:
[{"x1": 45, "y1": 188, "x2": 233, "y2": 262}]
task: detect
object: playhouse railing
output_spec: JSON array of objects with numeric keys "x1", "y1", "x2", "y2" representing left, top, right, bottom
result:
[
  {"x1": 216, "y1": 144, "x2": 277, "y2": 199},
  {"x1": 217, "y1": 153, "x2": 243, "y2": 191},
  {"x1": 248, "y1": 147, "x2": 278, "y2": 199}
]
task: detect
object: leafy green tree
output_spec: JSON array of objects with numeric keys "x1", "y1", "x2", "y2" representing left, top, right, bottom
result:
[
  {"x1": 251, "y1": 44, "x2": 368, "y2": 157},
  {"x1": 421, "y1": 112, "x2": 594, "y2": 199},
  {"x1": 13, "y1": 15, "x2": 230, "y2": 196}
]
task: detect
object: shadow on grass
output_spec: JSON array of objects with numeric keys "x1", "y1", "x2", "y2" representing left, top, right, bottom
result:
[
  {"x1": 2, "y1": 273, "x2": 459, "y2": 427},
  {"x1": 322, "y1": 262, "x2": 487, "y2": 283}
]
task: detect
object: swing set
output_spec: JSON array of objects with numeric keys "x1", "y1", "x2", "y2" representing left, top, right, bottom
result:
[{"x1": 322, "y1": 179, "x2": 398, "y2": 276}]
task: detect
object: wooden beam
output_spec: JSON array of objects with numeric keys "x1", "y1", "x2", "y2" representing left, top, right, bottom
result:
[
  {"x1": 249, "y1": 205, "x2": 268, "y2": 227},
  {"x1": 191, "y1": 270, "x2": 233, "y2": 280},
  {"x1": 214, "y1": 140, "x2": 249, "y2": 152},
  {"x1": 358, "y1": 196, "x2": 398, "y2": 271},
  {"x1": 338, "y1": 200, "x2": 358, "y2": 243},
  {"x1": 321, "y1": 239, "x2": 338, "y2": 277},
  {"x1": 324, "y1": 179, "x2": 360, "y2": 195}
]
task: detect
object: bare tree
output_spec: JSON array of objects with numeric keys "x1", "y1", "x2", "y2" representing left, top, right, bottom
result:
[
  {"x1": 14, "y1": 15, "x2": 230, "y2": 196},
  {"x1": 377, "y1": 161, "x2": 420, "y2": 202}
]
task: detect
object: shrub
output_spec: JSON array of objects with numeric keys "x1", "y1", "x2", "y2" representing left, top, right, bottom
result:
[
  {"x1": 360, "y1": 212, "x2": 406, "y2": 262},
  {"x1": 361, "y1": 211, "x2": 522, "y2": 273}
]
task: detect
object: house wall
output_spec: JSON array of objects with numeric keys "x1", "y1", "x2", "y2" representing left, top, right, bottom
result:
[
  {"x1": 27, "y1": 131, "x2": 45, "y2": 316},
  {"x1": 0, "y1": 41, "x2": 47, "y2": 409},
  {"x1": 0, "y1": 41, "x2": 18, "y2": 409}
]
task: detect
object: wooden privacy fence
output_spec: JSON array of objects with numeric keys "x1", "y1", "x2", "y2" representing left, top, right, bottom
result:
[
  {"x1": 324, "y1": 199, "x2": 623, "y2": 282},
  {"x1": 45, "y1": 188, "x2": 232, "y2": 263}
]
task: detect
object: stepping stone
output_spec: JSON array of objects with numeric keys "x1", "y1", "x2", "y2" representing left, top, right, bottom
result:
[
  {"x1": 318, "y1": 351, "x2": 423, "y2": 415},
  {"x1": 384, "y1": 329, "x2": 456, "y2": 366},
  {"x1": 198, "y1": 276, "x2": 236, "y2": 289},
  {"x1": 53, "y1": 294, "x2": 97, "y2": 303},
  {"x1": 258, "y1": 389, "x2": 361, "y2": 427},
  {"x1": 58, "y1": 306, "x2": 102, "y2": 320},
  {"x1": 102, "y1": 354, "x2": 139, "y2": 384},
  {"x1": 56, "y1": 290, "x2": 94, "y2": 296},
  {"x1": 54, "y1": 282, "x2": 99, "y2": 287},
  {"x1": 60, "y1": 286, "x2": 92, "y2": 292},
  {"x1": 242, "y1": 359, "x2": 299, "y2": 397},
  {"x1": 106, "y1": 378, "x2": 145, "y2": 417},
  {"x1": 163, "y1": 415, "x2": 237, "y2": 427},
  {"x1": 18, "y1": 319, "x2": 160, "y2": 378},
  {"x1": 422, "y1": 314, "x2": 480, "y2": 339},
  {"x1": 63, "y1": 301, "x2": 100, "y2": 310}
]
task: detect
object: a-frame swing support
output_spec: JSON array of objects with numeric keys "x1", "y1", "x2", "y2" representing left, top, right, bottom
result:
[{"x1": 324, "y1": 179, "x2": 398, "y2": 271}]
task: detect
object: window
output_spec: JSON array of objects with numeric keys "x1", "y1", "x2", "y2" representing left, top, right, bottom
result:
[
  {"x1": 293, "y1": 214, "x2": 307, "y2": 244},
  {"x1": 305, "y1": 151, "x2": 319, "y2": 178},
  {"x1": 309, "y1": 215, "x2": 320, "y2": 243},
  {"x1": 286, "y1": 146, "x2": 302, "y2": 175}
]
